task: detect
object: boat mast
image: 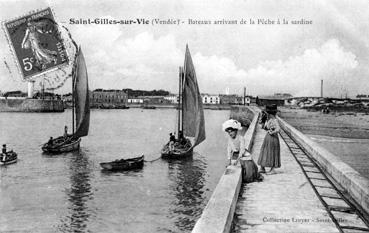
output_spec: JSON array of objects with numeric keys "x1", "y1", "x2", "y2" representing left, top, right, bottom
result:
[
  {"x1": 181, "y1": 65, "x2": 185, "y2": 133},
  {"x1": 177, "y1": 67, "x2": 181, "y2": 135},
  {"x1": 72, "y1": 57, "x2": 76, "y2": 135},
  {"x1": 72, "y1": 77, "x2": 75, "y2": 135}
]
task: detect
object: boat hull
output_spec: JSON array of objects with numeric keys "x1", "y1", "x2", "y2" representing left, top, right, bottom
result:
[
  {"x1": 141, "y1": 105, "x2": 156, "y2": 109},
  {"x1": 161, "y1": 147, "x2": 193, "y2": 159},
  {"x1": 161, "y1": 140, "x2": 193, "y2": 159},
  {"x1": 100, "y1": 155, "x2": 144, "y2": 171},
  {"x1": 42, "y1": 137, "x2": 81, "y2": 153},
  {"x1": 0, "y1": 151, "x2": 18, "y2": 165}
]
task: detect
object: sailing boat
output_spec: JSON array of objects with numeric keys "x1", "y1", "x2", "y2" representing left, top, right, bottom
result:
[
  {"x1": 42, "y1": 47, "x2": 90, "y2": 153},
  {"x1": 161, "y1": 45, "x2": 206, "y2": 159}
]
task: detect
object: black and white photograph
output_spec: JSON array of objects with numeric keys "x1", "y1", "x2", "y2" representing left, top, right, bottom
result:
[{"x1": 0, "y1": 0, "x2": 368, "y2": 232}]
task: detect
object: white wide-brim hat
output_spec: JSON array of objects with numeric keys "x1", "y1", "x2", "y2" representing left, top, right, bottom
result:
[{"x1": 222, "y1": 119, "x2": 242, "y2": 132}]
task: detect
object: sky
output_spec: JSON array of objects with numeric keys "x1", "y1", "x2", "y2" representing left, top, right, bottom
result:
[{"x1": 0, "y1": 0, "x2": 368, "y2": 97}]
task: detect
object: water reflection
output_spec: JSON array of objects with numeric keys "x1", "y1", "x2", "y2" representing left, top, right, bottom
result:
[
  {"x1": 58, "y1": 150, "x2": 94, "y2": 232},
  {"x1": 100, "y1": 167, "x2": 144, "y2": 177},
  {"x1": 166, "y1": 153, "x2": 207, "y2": 232},
  {"x1": 0, "y1": 110, "x2": 229, "y2": 232}
]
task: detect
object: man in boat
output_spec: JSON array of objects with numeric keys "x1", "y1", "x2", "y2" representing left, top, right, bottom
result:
[
  {"x1": 169, "y1": 133, "x2": 176, "y2": 151},
  {"x1": 64, "y1": 126, "x2": 68, "y2": 139},
  {"x1": 63, "y1": 125, "x2": 73, "y2": 143},
  {"x1": 1, "y1": 144, "x2": 6, "y2": 162},
  {"x1": 48, "y1": 137, "x2": 54, "y2": 146},
  {"x1": 178, "y1": 131, "x2": 187, "y2": 146},
  {"x1": 2, "y1": 144, "x2": 6, "y2": 154}
]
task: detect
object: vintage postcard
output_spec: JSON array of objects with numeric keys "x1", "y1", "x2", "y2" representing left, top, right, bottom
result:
[{"x1": 0, "y1": 0, "x2": 368, "y2": 232}]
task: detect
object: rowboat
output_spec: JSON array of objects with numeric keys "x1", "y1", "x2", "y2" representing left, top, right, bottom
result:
[
  {"x1": 141, "y1": 105, "x2": 156, "y2": 109},
  {"x1": 161, "y1": 45, "x2": 206, "y2": 159},
  {"x1": 100, "y1": 155, "x2": 144, "y2": 171},
  {"x1": 0, "y1": 151, "x2": 18, "y2": 165}
]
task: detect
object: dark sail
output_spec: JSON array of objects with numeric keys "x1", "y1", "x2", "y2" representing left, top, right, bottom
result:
[
  {"x1": 182, "y1": 45, "x2": 206, "y2": 147},
  {"x1": 73, "y1": 47, "x2": 90, "y2": 138}
]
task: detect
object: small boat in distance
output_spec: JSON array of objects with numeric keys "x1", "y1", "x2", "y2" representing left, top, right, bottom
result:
[
  {"x1": 42, "y1": 47, "x2": 90, "y2": 153},
  {"x1": 161, "y1": 45, "x2": 206, "y2": 159},
  {"x1": 0, "y1": 151, "x2": 17, "y2": 165},
  {"x1": 141, "y1": 104, "x2": 156, "y2": 109},
  {"x1": 100, "y1": 155, "x2": 144, "y2": 171}
]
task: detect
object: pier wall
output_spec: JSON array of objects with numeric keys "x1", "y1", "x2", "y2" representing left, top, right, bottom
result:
[
  {"x1": 192, "y1": 106, "x2": 259, "y2": 233},
  {"x1": 0, "y1": 98, "x2": 64, "y2": 112},
  {"x1": 278, "y1": 117, "x2": 369, "y2": 215}
]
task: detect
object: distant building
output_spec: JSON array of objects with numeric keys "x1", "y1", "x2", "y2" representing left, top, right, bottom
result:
[
  {"x1": 285, "y1": 98, "x2": 299, "y2": 106},
  {"x1": 244, "y1": 96, "x2": 251, "y2": 105},
  {"x1": 202, "y1": 94, "x2": 220, "y2": 104},
  {"x1": 274, "y1": 93, "x2": 293, "y2": 98},
  {"x1": 139, "y1": 96, "x2": 171, "y2": 104},
  {"x1": 90, "y1": 90, "x2": 128, "y2": 107},
  {"x1": 3, "y1": 91, "x2": 27, "y2": 98},
  {"x1": 164, "y1": 94, "x2": 178, "y2": 104},
  {"x1": 33, "y1": 91, "x2": 61, "y2": 100},
  {"x1": 128, "y1": 98, "x2": 144, "y2": 104},
  {"x1": 256, "y1": 94, "x2": 291, "y2": 106},
  {"x1": 356, "y1": 94, "x2": 369, "y2": 100},
  {"x1": 219, "y1": 94, "x2": 243, "y2": 105},
  {"x1": 62, "y1": 93, "x2": 73, "y2": 103},
  {"x1": 285, "y1": 97, "x2": 321, "y2": 107},
  {"x1": 297, "y1": 97, "x2": 320, "y2": 107}
]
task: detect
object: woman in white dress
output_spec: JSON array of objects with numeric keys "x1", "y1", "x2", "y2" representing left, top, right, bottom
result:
[{"x1": 222, "y1": 119, "x2": 263, "y2": 182}]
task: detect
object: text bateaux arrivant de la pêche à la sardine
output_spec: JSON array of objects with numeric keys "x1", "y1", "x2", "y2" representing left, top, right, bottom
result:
[{"x1": 68, "y1": 18, "x2": 312, "y2": 26}]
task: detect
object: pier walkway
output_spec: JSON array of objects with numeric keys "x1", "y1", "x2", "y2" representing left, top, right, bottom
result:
[{"x1": 232, "y1": 123, "x2": 368, "y2": 233}]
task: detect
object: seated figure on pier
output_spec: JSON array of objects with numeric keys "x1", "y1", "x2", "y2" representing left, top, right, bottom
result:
[{"x1": 223, "y1": 119, "x2": 244, "y2": 165}]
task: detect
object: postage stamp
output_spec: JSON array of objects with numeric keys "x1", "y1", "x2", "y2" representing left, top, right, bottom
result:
[{"x1": 3, "y1": 7, "x2": 69, "y2": 80}]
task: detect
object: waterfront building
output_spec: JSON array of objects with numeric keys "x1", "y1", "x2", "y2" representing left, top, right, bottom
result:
[
  {"x1": 139, "y1": 96, "x2": 171, "y2": 104},
  {"x1": 3, "y1": 91, "x2": 27, "y2": 98},
  {"x1": 256, "y1": 94, "x2": 289, "y2": 106},
  {"x1": 164, "y1": 94, "x2": 178, "y2": 104},
  {"x1": 127, "y1": 98, "x2": 144, "y2": 104},
  {"x1": 285, "y1": 98, "x2": 299, "y2": 106},
  {"x1": 244, "y1": 96, "x2": 251, "y2": 105},
  {"x1": 89, "y1": 90, "x2": 128, "y2": 108},
  {"x1": 32, "y1": 91, "x2": 61, "y2": 100},
  {"x1": 274, "y1": 93, "x2": 293, "y2": 98},
  {"x1": 219, "y1": 94, "x2": 243, "y2": 105},
  {"x1": 202, "y1": 94, "x2": 220, "y2": 104},
  {"x1": 356, "y1": 94, "x2": 369, "y2": 100}
]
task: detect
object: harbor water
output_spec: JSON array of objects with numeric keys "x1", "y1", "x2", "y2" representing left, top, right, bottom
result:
[{"x1": 0, "y1": 109, "x2": 229, "y2": 232}]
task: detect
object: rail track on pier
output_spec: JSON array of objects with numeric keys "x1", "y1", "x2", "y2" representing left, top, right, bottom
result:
[{"x1": 279, "y1": 129, "x2": 369, "y2": 233}]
